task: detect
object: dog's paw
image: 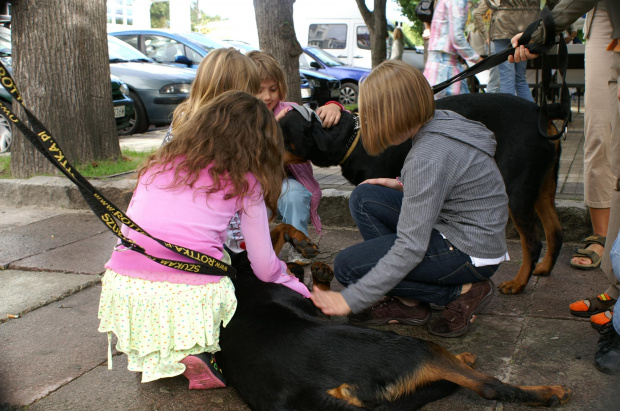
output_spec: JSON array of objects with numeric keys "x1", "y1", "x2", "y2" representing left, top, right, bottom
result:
[
  {"x1": 311, "y1": 262, "x2": 334, "y2": 285},
  {"x1": 455, "y1": 352, "x2": 477, "y2": 368},
  {"x1": 284, "y1": 232, "x2": 319, "y2": 258},
  {"x1": 498, "y1": 280, "x2": 526, "y2": 295}
]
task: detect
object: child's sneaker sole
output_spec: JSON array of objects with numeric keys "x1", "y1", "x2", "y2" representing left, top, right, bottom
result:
[{"x1": 181, "y1": 355, "x2": 227, "y2": 390}]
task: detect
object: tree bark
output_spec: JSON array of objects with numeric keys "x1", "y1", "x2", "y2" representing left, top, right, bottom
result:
[
  {"x1": 356, "y1": 0, "x2": 388, "y2": 68},
  {"x1": 11, "y1": 0, "x2": 120, "y2": 178},
  {"x1": 254, "y1": 0, "x2": 302, "y2": 103}
]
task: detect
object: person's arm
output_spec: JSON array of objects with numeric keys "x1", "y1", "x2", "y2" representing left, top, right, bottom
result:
[
  {"x1": 239, "y1": 184, "x2": 310, "y2": 298},
  {"x1": 472, "y1": 1, "x2": 490, "y2": 43},
  {"x1": 509, "y1": 0, "x2": 600, "y2": 63},
  {"x1": 315, "y1": 101, "x2": 343, "y2": 128},
  {"x1": 448, "y1": 0, "x2": 482, "y2": 62}
]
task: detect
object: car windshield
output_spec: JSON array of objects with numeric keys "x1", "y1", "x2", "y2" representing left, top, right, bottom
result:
[
  {"x1": 179, "y1": 32, "x2": 229, "y2": 52},
  {"x1": 306, "y1": 47, "x2": 345, "y2": 67},
  {"x1": 108, "y1": 36, "x2": 152, "y2": 63}
]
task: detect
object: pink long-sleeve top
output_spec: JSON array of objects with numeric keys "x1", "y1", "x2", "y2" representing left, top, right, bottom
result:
[
  {"x1": 105, "y1": 159, "x2": 310, "y2": 297},
  {"x1": 274, "y1": 101, "x2": 323, "y2": 234}
]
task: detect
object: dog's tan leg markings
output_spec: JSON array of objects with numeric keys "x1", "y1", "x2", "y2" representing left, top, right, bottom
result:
[
  {"x1": 311, "y1": 262, "x2": 334, "y2": 291},
  {"x1": 270, "y1": 223, "x2": 319, "y2": 258},
  {"x1": 455, "y1": 352, "x2": 477, "y2": 368},
  {"x1": 499, "y1": 208, "x2": 537, "y2": 295},
  {"x1": 381, "y1": 344, "x2": 571, "y2": 406},
  {"x1": 533, "y1": 139, "x2": 563, "y2": 277},
  {"x1": 327, "y1": 383, "x2": 364, "y2": 407}
]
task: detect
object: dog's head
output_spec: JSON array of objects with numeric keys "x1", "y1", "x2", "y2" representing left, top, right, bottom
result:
[
  {"x1": 279, "y1": 105, "x2": 359, "y2": 167},
  {"x1": 279, "y1": 105, "x2": 332, "y2": 163}
]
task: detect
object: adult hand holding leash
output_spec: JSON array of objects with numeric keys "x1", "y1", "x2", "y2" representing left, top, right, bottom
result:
[
  {"x1": 310, "y1": 287, "x2": 352, "y2": 316},
  {"x1": 509, "y1": 33, "x2": 539, "y2": 63}
]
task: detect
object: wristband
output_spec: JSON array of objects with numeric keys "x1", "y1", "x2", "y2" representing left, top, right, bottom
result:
[{"x1": 324, "y1": 101, "x2": 344, "y2": 111}]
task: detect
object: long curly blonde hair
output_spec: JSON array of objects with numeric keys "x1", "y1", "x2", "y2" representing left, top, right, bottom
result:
[
  {"x1": 140, "y1": 91, "x2": 285, "y2": 217},
  {"x1": 171, "y1": 48, "x2": 261, "y2": 130}
]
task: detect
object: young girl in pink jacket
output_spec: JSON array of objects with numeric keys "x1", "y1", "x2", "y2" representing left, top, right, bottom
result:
[{"x1": 99, "y1": 91, "x2": 309, "y2": 390}]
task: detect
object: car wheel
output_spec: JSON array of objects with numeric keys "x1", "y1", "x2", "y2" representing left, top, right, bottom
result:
[
  {"x1": 119, "y1": 91, "x2": 149, "y2": 136},
  {"x1": 339, "y1": 82, "x2": 359, "y2": 105},
  {"x1": 0, "y1": 102, "x2": 12, "y2": 153}
]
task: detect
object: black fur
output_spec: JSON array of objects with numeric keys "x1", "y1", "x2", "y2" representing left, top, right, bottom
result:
[{"x1": 217, "y1": 251, "x2": 570, "y2": 410}]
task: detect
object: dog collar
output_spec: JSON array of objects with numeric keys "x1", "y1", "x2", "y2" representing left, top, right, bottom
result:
[{"x1": 338, "y1": 115, "x2": 361, "y2": 165}]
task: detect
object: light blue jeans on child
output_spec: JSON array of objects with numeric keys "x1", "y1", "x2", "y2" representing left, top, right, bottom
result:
[
  {"x1": 278, "y1": 177, "x2": 312, "y2": 235},
  {"x1": 610, "y1": 231, "x2": 620, "y2": 333},
  {"x1": 493, "y1": 38, "x2": 534, "y2": 102}
]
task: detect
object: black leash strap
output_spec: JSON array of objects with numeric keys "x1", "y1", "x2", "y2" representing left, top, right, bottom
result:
[
  {"x1": 431, "y1": 6, "x2": 569, "y2": 140},
  {"x1": 0, "y1": 62, "x2": 235, "y2": 278}
]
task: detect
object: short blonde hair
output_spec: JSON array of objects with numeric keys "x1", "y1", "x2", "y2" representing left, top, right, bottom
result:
[
  {"x1": 393, "y1": 27, "x2": 403, "y2": 41},
  {"x1": 247, "y1": 50, "x2": 287, "y2": 102},
  {"x1": 359, "y1": 60, "x2": 435, "y2": 155},
  {"x1": 171, "y1": 48, "x2": 261, "y2": 129}
]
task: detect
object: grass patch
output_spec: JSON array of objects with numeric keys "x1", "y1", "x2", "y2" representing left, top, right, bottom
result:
[
  {"x1": 0, "y1": 149, "x2": 155, "y2": 179},
  {"x1": 344, "y1": 103, "x2": 358, "y2": 112}
]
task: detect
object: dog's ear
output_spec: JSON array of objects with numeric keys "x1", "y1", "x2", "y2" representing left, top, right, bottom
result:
[{"x1": 309, "y1": 113, "x2": 332, "y2": 152}]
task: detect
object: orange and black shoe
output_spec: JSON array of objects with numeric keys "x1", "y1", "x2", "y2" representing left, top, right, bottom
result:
[
  {"x1": 591, "y1": 310, "x2": 613, "y2": 331},
  {"x1": 569, "y1": 293, "x2": 616, "y2": 318}
]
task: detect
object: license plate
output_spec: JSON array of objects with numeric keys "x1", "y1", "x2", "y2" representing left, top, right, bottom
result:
[
  {"x1": 114, "y1": 105, "x2": 125, "y2": 118},
  {"x1": 330, "y1": 89, "x2": 341, "y2": 98}
]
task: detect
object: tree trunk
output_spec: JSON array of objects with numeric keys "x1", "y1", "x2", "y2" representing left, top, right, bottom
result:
[
  {"x1": 254, "y1": 0, "x2": 302, "y2": 103},
  {"x1": 356, "y1": 0, "x2": 388, "y2": 68},
  {"x1": 11, "y1": 0, "x2": 120, "y2": 178}
]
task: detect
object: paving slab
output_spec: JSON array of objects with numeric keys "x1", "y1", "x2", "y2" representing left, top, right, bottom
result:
[
  {"x1": 0, "y1": 286, "x2": 107, "y2": 407},
  {"x1": 0, "y1": 206, "x2": 80, "y2": 231},
  {"x1": 0, "y1": 213, "x2": 106, "y2": 267},
  {"x1": 13, "y1": 231, "x2": 117, "y2": 275},
  {"x1": 0, "y1": 270, "x2": 100, "y2": 323}
]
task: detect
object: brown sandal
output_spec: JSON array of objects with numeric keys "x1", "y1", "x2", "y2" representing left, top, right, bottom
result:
[{"x1": 570, "y1": 234, "x2": 606, "y2": 270}]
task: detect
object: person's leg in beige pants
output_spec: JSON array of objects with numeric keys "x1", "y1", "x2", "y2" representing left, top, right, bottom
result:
[
  {"x1": 573, "y1": 8, "x2": 614, "y2": 268},
  {"x1": 601, "y1": 51, "x2": 620, "y2": 301}
]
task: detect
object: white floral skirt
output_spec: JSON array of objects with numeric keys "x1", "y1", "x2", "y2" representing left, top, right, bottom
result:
[{"x1": 98, "y1": 269, "x2": 237, "y2": 382}]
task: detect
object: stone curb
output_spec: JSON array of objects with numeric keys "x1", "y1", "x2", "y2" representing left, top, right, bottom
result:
[{"x1": 0, "y1": 177, "x2": 591, "y2": 242}]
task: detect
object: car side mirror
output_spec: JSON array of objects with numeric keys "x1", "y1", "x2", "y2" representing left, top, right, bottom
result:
[
  {"x1": 310, "y1": 61, "x2": 321, "y2": 70},
  {"x1": 175, "y1": 55, "x2": 193, "y2": 67}
]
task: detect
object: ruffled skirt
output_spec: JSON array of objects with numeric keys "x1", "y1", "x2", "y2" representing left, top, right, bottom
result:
[{"x1": 98, "y1": 269, "x2": 237, "y2": 382}]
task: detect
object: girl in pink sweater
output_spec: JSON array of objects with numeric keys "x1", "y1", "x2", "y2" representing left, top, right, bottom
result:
[{"x1": 99, "y1": 91, "x2": 309, "y2": 390}]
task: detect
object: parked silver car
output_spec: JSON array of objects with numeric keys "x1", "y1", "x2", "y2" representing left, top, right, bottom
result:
[{"x1": 108, "y1": 36, "x2": 195, "y2": 135}]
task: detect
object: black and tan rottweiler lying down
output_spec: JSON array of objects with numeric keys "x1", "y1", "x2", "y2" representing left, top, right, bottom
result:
[
  {"x1": 217, "y1": 223, "x2": 570, "y2": 411},
  {"x1": 279, "y1": 93, "x2": 564, "y2": 295}
]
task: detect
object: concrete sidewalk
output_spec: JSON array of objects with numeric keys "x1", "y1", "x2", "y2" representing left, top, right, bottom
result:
[
  {"x1": 1, "y1": 104, "x2": 618, "y2": 410},
  {"x1": 0, "y1": 203, "x2": 618, "y2": 410}
]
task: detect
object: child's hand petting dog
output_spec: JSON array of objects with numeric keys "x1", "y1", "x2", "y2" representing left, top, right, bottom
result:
[
  {"x1": 316, "y1": 103, "x2": 341, "y2": 128},
  {"x1": 310, "y1": 288, "x2": 352, "y2": 316}
]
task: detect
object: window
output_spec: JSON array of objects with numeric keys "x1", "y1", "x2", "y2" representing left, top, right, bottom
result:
[
  {"x1": 308, "y1": 24, "x2": 347, "y2": 49},
  {"x1": 356, "y1": 26, "x2": 370, "y2": 50},
  {"x1": 108, "y1": 0, "x2": 134, "y2": 26},
  {"x1": 144, "y1": 35, "x2": 184, "y2": 64}
]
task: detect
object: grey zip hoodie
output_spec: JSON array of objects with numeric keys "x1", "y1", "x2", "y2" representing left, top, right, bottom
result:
[{"x1": 341, "y1": 110, "x2": 509, "y2": 313}]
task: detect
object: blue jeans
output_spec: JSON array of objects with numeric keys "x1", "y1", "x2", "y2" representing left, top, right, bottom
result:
[
  {"x1": 494, "y1": 38, "x2": 534, "y2": 102},
  {"x1": 278, "y1": 177, "x2": 312, "y2": 235},
  {"x1": 610, "y1": 232, "x2": 620, "y2": 333},
  {"x1": 334, "y1": 184, "x2": 498, "y2": 306},
  {"x1": 486, "y1": 42, "x2": 501, "y2": 93}
]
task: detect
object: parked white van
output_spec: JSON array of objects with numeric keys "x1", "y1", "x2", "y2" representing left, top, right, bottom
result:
[
  {"x1": 303, "y1": 19, "x2": 425, "y2": 70},
  {"x1": 293, "y1": 1, "x2": 424, "y2": 69}
]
